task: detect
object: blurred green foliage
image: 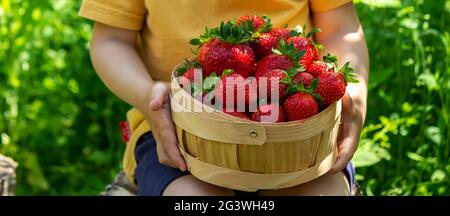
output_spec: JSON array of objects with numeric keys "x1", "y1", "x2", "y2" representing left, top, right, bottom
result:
[
  {"x1": 0, "y1": 0, "x2": 128, "y2": 195},
  {"x1": 352, "y1": 0, "x2": 450, "y2": 195},
  {"x1": 0, "y1": 0, "x2": 449, "y2": 195}
]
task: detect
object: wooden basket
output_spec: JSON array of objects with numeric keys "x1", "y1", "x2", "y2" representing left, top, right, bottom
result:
[{"x1": 170, "y1": 69, "x2": 341, "y2": 192}]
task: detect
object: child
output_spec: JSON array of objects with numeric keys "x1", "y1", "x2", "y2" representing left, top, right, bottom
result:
[{"x1": 79, "y1": 0, "x2": 368, "y2": 196}]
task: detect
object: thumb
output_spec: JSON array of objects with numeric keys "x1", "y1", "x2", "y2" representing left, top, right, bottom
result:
[{"x1": 149, "y1": 83, "x2": 168, "y2": 111}]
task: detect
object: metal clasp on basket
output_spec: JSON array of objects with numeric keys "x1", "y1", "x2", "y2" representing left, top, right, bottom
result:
[{"x1": 249, "y1": 130, "x2": 258, "y2": 138}]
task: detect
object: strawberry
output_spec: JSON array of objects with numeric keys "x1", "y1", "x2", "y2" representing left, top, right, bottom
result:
[
  {"x1": 293, "y1": 72, "x2": 314, "y2": 88},
  {"x1": 314, "y1": 73, "x2": 345, "y2": 106},
  {"x1": 254, "y1": 28, "x2": 291, "y2": 59},
  {"x1": 225, "y1": 111, "x2": 250, "y2": 120},
  {"x1": 250, "y1": 103, "x2": 285, "y2": 123},
  {"x1": 307, "y1": 55, "x2": 338, "y2": 77},
  {"x1": 286, "y1": 36, "x2": 318, "y2": 68},
  {"x1": 237, "y1": 15, "x2": 265, "y2": 30},
  {"x1": 283, "y1": 92, "x2": 319, "y2": 121},
  {"x1": 178, "y1": 68, "x2": 194, "y2": 88},
  {"x1": 254, "y1": 54, "x2": 293, "y2": 76},
  {"x1": 191, "y1": 21, "x2": 256, "y2": 78},
  {"x1": 182, "y1": 68, "x2": 196, "y2": 81},
  {"x1": 254, "y1": 38, "x2": 306, "y2": 76},
  {"x1": 307, "y1": 61, "x2": 334, "y2": 78},
  {"x1": 255, "y1": 39, "x2": 308, "y2": 100},
  {"x1": 197, "y1": 38, "x2": 255, "y2": 78},
  {"x1": 255, "y1": 69, "x2": 288, "y2": 101},
  {"x1": 314, "y1": 62, "x2": 358, "y2": 105},
  {"x1": 214, "y1": 73, "x2": 257, "y2": 111},
  {"x1": 176, "y1": 59, "x2": 203, "y2": 90}
]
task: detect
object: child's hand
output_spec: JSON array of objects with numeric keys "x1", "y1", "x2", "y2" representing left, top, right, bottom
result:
[
  {"x1": 329, "y1": 92, "x2": 363, "y2": 173},
  {"x1": 312, "y1": 2, "x2": 369, "y2": 173},
  {"x1": 147, "y1": 82, "x2": 187, "y2": 171}
]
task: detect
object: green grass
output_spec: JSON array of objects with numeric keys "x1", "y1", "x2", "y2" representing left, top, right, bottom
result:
[{"x1": 0, "y1": 0, "x2": 448, "y2": 195}]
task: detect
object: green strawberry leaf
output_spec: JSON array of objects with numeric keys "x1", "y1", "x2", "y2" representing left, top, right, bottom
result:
[
  {"x1": 276, "y1": 40, "x2": 305, "y2": 63},
  {"x1": 340, "y1": 62, "x2": 359, "y2": 84},
  {"x1": 202, "y1": 72, "x2": 220, "y2": 93},
  {"x1": 296, "y1": 65, "x2": 306, "y2": 73},
  {"x1": 258, "y1": 15, "x2": 273, "y2": 33},
  {"x1": 312, "y1": 40, "x2": 325, "y2": 51},
  {"x1": 290, "y1": 26, "x2": 302, "y2": 37},
  {"x1": 310, "y1": 78, "x2": 319, "y2": 91},
  {"x1": 306, "y1": 27, "x2": 321, "y2": 38},
  {"x1": 222, "y1": 69, "x2": 234, "y2": 76},
  {"x1": 175, "y1": 61, "x2": 191, "y2": 76},
  {"x1": 176, "y1": 59, "x2": 202, "y2": 76},
  {"x1": 323, "y1": 53, "x2": 338, "y2": 63},
  {"x1": 203, "y1": 79, "x2": 219, "y2": 93},
  {"x1": 272, "y1": 47, "x2": 282, "y2": 55},
  {"x1": 286, "y1": 85, "x2": 297, "y2": 95},
  {"x1": 191, "y1": 60, "x2": 202, "y2": 68},
  {"x1": 175, "y1": 66, "x2": 188, "y2": 76},
  {"x1": 192, "y1": 82, "x2": 203, "y2": 97},
  {"x1": 286, "y1": 67, "x2": 299, "y2": 78},
  {"x1": 310, "y1": 92, "x2": 322, "y2": 101},
  {"x1": 189, "y1": 38, "x2": 202, "y2": 46},
  {"x1": 326, "y1": 63, "x2": 335, "y2": 71},
  {"x1": 191, "y1": 20, "x2": 258, "y2": 46},
  {"x1": 190, "y1": 27, "x2": 215, "y2": 46},
  {"x1": 280, "y1": 80, "x2": 290, "y2": 84}
]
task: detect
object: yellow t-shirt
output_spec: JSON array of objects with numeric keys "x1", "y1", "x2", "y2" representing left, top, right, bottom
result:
[{"x1": 79, "y1": 0, "x2": 353, "y2": 184}]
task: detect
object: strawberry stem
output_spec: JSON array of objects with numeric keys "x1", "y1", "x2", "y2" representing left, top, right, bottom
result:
[
  {"x1": 273, "y1": 39, "x2": 305, "y2": 64},
  {"x1": 340, "y1": 62, "x2": 359, "y2": 84},
  {"x1": 190, "y1": 20, "x2": 258, "y2": 45}
]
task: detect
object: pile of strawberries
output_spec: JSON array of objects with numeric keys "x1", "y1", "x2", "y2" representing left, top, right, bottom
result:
[{"x1": 176, "y1": 15, "x2": 358, "y2": 123}]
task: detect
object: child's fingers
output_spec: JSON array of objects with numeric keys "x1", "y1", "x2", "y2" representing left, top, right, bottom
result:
[
  {"x1": 160, "y1": 127, "x2": 187, "y2": 171},
  {"x1": 155, "y1": 133, "x2": 178, "y2": 168},
  {"x1": 329, "y1": 136, "x2": 356, "y2": 173},
  {"x1": 152, "y1": 108, "x2": 187, "y2": 171},
  {"x1": 148, "y1": 82, "x2": 187, "y2": 171},
  {"x1": 329, "y1": 92, "x2": 361, "y2": 173}
]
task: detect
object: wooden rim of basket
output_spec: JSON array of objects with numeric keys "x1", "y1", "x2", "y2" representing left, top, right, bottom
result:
[
  {"x1": 178, "y1": 143, "x2": 337, "y2": 191},
  {"x1": 170, "y1": 63, "x2": 342, "y2": 144}
]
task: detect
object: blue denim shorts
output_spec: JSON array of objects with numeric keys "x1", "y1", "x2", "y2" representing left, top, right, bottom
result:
[{"x1": 134, "y1": 132, "x2": 355, "y2": 196}]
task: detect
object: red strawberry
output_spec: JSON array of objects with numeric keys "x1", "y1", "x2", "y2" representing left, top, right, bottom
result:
[
  {"x1": 255, "y1": 69, "x2": 288, "y2": 101},
  {"x1": 254, "y1": 28, "x2": 290, "y2": 59},
  {"x1": 286, "y1": 36, "x2": 318, "y2": 68},
  {"x1": 178, "y1": 68, "x2": 194, "y2": 88},
  {"x1": 283, "y1": 92, "x2": 319, "y2": 121},
  {"x1": 198, "y1": 39, "x2": 255, "y2": 78},
  {"x1": 254, "y1": 37, "x2": 312, "y2": 101},
  {"x1": 179, "y1": 68, "x2": 202, "y2": 90},
  {"x1": 307, "y1": 61, "x2": 335, "y2": 78},
  {"x1": 214, "y1": 73, "x2": 257, "y2": 110},
  {"x1": 250, "y1": 103, "x2": 285, "y2": 123},
  {"x1": 237, "y1": 15, "x2": 265, "y2": 30},
  {"x1": 314, "y1": 61, "x2": 358, "y2": 105},
  {"x1": 183, "y1": 68, "x2": 196, "y2": 81},
  {"x1": 293, "y1": 72, "x2": 314, "y2": 88},
  {"x1": 177, "y1": 58, "x2": 203, "y2": 89},
  {"x1": 314, "y1": 72, "x2": 346, "y2": 105},
  {"x1": 225, "y1": 111, "x2": 250, "y2": 120},
  {"x1": 254, "y1": 54, "x2": 293, "y2": 76}
]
